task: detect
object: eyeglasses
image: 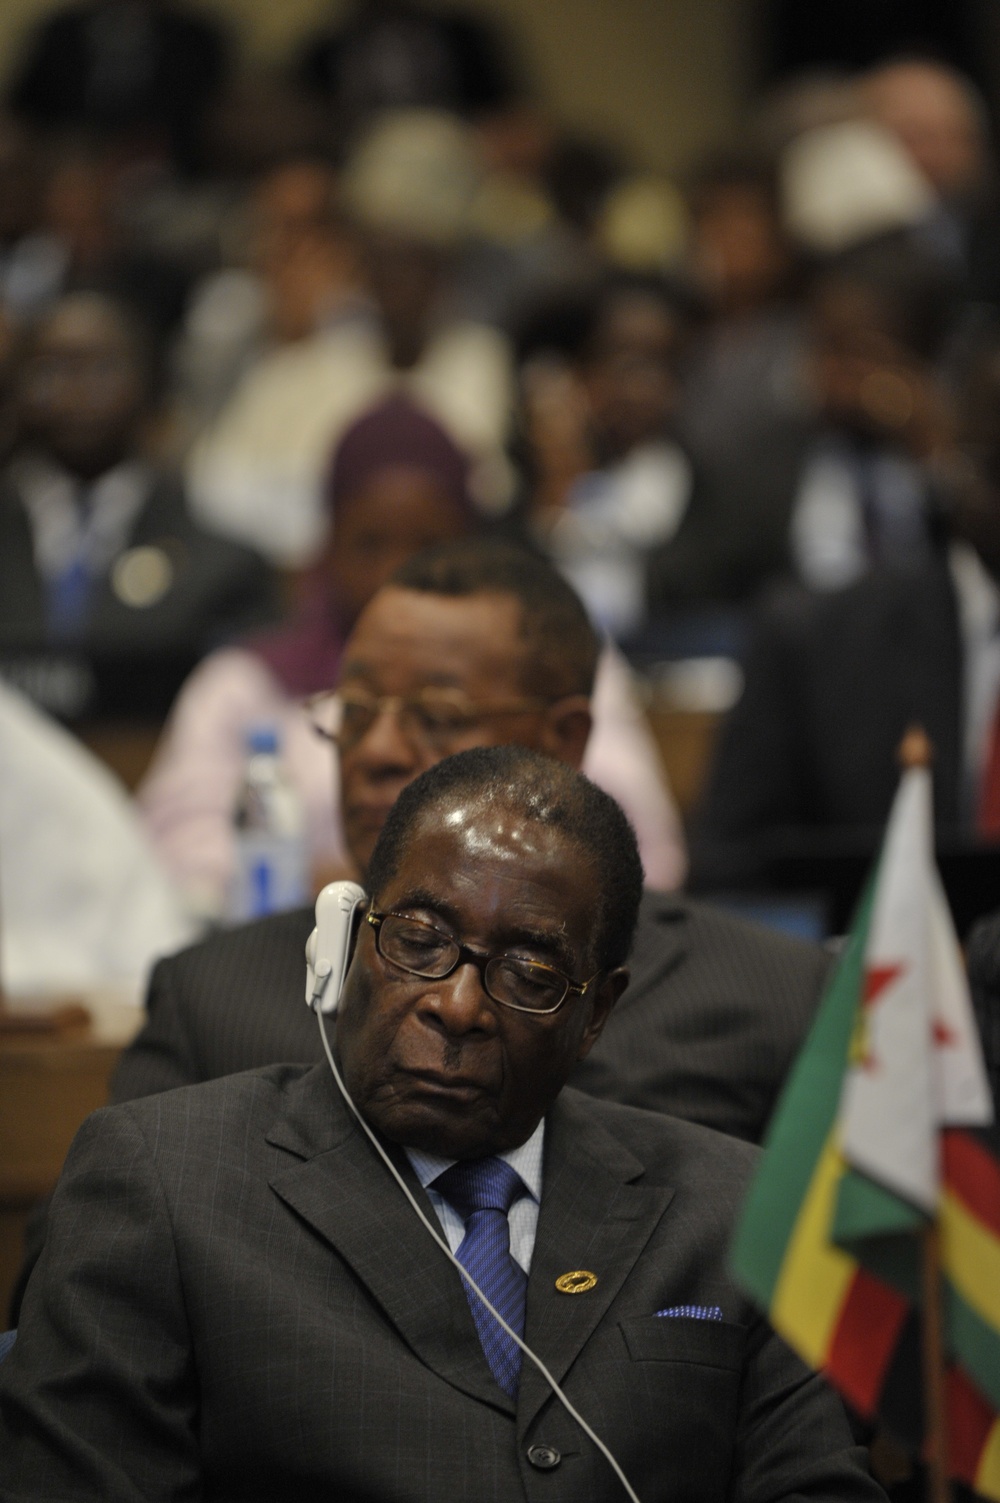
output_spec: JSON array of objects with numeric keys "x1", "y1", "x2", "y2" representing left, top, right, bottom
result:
[
  {"x1": 366, "y1": 910, "x2": 598, "y2": 1015},
  {"x1": 305, "y1": 686, "x2": 551, "y2": 754}
]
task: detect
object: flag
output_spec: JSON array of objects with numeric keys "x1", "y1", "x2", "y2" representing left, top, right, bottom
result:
[{"x1": 730, "y1": 760, "x2": 1000, "y2": 1498}]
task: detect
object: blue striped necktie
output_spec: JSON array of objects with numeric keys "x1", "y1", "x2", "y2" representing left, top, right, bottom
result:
[{"x1": 433, "y1": 1157, "x2": 528, "y2": 1399}]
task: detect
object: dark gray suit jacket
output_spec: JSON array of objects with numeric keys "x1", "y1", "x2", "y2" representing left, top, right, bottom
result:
[
  {"x1": 114, "y1": 891, "x2": 831, "y2": 1144},
  {"x1": 693, "y1": 560, "x2": 964, "y2": 886},
  {"x1": 0, "y1": 1066, "x2": 881, "y2": 1503}
]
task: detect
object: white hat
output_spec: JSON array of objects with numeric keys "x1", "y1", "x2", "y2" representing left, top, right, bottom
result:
[
  {"x1": 782, "y1": 119, "x2": 935, "y2": 253},
  {"x1": 341, "y1": 109, "x2": 481, "y2": 246}
]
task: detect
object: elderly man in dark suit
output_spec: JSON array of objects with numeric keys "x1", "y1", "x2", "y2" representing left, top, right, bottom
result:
[
  {"x1": 0, "y1": 746, "x2": 882, "y2": 1503},
  {"x1": 9, "y1": 541, "x2": 829, "y2": 1327}
]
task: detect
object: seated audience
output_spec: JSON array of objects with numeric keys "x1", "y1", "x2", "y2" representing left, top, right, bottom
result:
[
  {"x1": 141, "y1": 461, "x2": 685, "y2": 907},
  {"x1": 650, "y1": 151, "x2": 808, "y2": 608},
  {"x1": 692, "y1": 333, "x2": 1000, "y2": 886},
  {"x1": 518, "y1": 272, "x2": 698, "y2": 638},
  {"x1": 0, "y1": 291, "x2": 274, "y2": 724},
  {"x1": 5, "y1": 142, "x2": 191, "y2": 342},
  {"x1": 0, "y1": 747, "x2": 880, "y2": 1503},
  {"x1": 658, "y1": 232, "x2": 957, "y2": 611},
  {"x1": 786, "y1": 233, "x2": 957, "y2": 591},
  {"x1": 0, "y1": 678, "x2": 192, "y2": 995},
  {"x1": 677, "y1": 150, "x2": 802, "y2": 466},
  {"x1": 185, "y1": 109, "x2": 515, "y2": 566}
]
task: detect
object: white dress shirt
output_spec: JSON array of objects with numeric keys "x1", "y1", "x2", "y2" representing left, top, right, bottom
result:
[
  {"x1": 949, "y1": 542, "x2": 1000, "y2": 815},
  {"x1": 405, "y1": 1120, "x2": 545, "y2": 1275}
]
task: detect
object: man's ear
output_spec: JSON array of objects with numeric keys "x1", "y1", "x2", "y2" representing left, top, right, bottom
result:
[
  {"x1": 576, "y1": 967, "x2": 629, "y2": 1060},
  {"x1": 538, "y1": 695, "x2": 592, "y2": 769}
]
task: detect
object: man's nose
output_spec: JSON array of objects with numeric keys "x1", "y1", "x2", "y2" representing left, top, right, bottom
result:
[
  {"x1": 418, "y1": 961, "x2": 496, "y2": 1036},
  {"x1": 350, "y1": 703, "x2": 426, "y2": 774}
]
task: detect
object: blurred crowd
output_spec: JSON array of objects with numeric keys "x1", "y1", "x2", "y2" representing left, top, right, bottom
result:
[{"x1": 5, "y1": 0, "x2": 1000, "y2": 989}]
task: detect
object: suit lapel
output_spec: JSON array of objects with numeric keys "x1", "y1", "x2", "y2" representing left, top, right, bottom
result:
[
  {"x1": 266, "y1": 1066, "x2": 513, "y2": 1414},
  {"x1": 517, "y1": 1090, "x2": 675, "y2": 1432}
]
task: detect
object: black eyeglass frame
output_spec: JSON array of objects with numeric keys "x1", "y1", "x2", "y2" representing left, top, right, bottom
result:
[
  {"x1": 365, "y1": 909, "x2": 598, "y2": 1016},
  {"x1": 304, "y1": 686, "x2": 554, "y2": 753}
]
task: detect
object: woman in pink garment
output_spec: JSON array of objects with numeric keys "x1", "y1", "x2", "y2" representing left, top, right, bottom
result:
[{"x1": 139, "y1": 393, "x2": 685, "y2": 918}]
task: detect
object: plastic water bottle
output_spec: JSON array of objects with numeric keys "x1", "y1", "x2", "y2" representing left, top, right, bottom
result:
[{"x1": 228, "y1": 726, "x2": 308, "y2": 922}]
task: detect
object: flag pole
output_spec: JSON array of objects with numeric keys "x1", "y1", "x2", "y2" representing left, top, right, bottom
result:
[
  {"x1": 921, "y1": 1221, "x2": 951, "y2": 1503},
  {"x1": 898, "y1": 725, "x2": 951, "y2": 1503}
]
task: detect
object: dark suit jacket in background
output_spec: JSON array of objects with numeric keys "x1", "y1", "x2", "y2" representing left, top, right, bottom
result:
[
  {"x1": 0, "y1": 468, "x2": 275, "y2": 722},
  {"x1": 8, "y1": 1, "x2": 229, "y2": 174},
  {"x1": 692, "y1": 557, "x2": 964, "y2": 888},
  {"x1": 0, "y1": 1065, "x2": 882, "y2": 1503}
]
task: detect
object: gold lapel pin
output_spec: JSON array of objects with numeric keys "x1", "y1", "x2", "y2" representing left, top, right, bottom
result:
[
  {"x1": 112, "y1": 546, "x2": 174, "y2": 609},
  {"x1": 555, "y1": 1270, "x2": 598, "y2": 1294}
]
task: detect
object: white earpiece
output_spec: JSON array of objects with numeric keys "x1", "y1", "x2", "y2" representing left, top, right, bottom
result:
[{"x1": 304, "y1": 880, "x2": 366, "y2": 1016}]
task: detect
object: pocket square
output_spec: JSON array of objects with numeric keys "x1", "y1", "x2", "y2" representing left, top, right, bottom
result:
[{"x1": 654, "y1": 1304, "x2": 723, "y2": 1320}]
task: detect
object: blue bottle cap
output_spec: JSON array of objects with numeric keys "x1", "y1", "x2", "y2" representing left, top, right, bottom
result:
[{"x1": 246, "y1": 725, "x2": 279, "y2": 755}]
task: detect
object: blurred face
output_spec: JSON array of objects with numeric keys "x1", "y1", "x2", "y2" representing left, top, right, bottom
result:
[
  {"x1": 335, "y1": 803, "x2": 621, "y2": 1156},
  {"x1": 254, "y1": 162, "x2": 337, "y2": 272},
  {"x1": 583, "y1": 293, "x2": 680, "y2": 459},
  {"x1": 337, "y1": 588, "x2": 552, "y2": 873},
  {"x1": 690, "y1": 184, "x2": 789, "y2": 317},
  {"x1": 864, "y1": 64, "x2": 984, "y2": 200},
  {"x1": 808, "y1": 279, "x2": 914, "y2": 436},
  {"x1": 324, "y1": 467, "x2": 469, "y2": 626},
  {"x1": 19, "y1": 299, "x2": 146, "y2": 477}
]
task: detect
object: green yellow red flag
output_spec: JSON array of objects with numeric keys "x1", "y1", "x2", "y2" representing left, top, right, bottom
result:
[{"x1": 730, "y1": 763, "x2": 1000, "y2": 1498}]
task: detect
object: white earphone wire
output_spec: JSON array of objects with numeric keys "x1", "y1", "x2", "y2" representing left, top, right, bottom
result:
[{"x1": 315, "y1": 1008, "x2": 642, "y2": 1503}]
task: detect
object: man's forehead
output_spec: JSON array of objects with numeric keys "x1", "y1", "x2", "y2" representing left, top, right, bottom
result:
[
  {"x1": 378, "y1": 804, "x2": 598, "y2": 959},
  {"x1": 342, "y1": 587, "x2": 528, "y2": 685}
]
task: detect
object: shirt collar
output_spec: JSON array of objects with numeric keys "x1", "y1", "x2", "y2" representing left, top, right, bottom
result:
[{"x1": 405, "y1": 1118, "x2": 545, "y2": 1204}]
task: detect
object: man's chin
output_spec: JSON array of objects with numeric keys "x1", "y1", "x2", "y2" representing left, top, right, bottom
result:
[{"x1": 369, "y1": 1091, "x2": 509, "y2": 1160}]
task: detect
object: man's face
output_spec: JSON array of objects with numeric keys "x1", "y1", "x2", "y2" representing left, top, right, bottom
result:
[
  {"x1": 19, "y1": 299, "x2": 146, "y2": 478},
  {"x1": 335, "y1": 803, "x2": 622, "y2": 1157},
  {"x1": 337, "y1": 588, "x2": 556, "y2": 873},
  {"x1": 583, "y1": 293, "x2": 680, "y2": 460},
  {"x1": 323, "y1": 471, "x2": 470, "y2": 628}
]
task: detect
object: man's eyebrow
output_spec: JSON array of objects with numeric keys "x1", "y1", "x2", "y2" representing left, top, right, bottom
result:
[
  {"x1": 338, "y1": 664, "x2": 470, "y2": 689},
  {"x1": 388, "y1": 887, "x2": 458, "y2": 923}
]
